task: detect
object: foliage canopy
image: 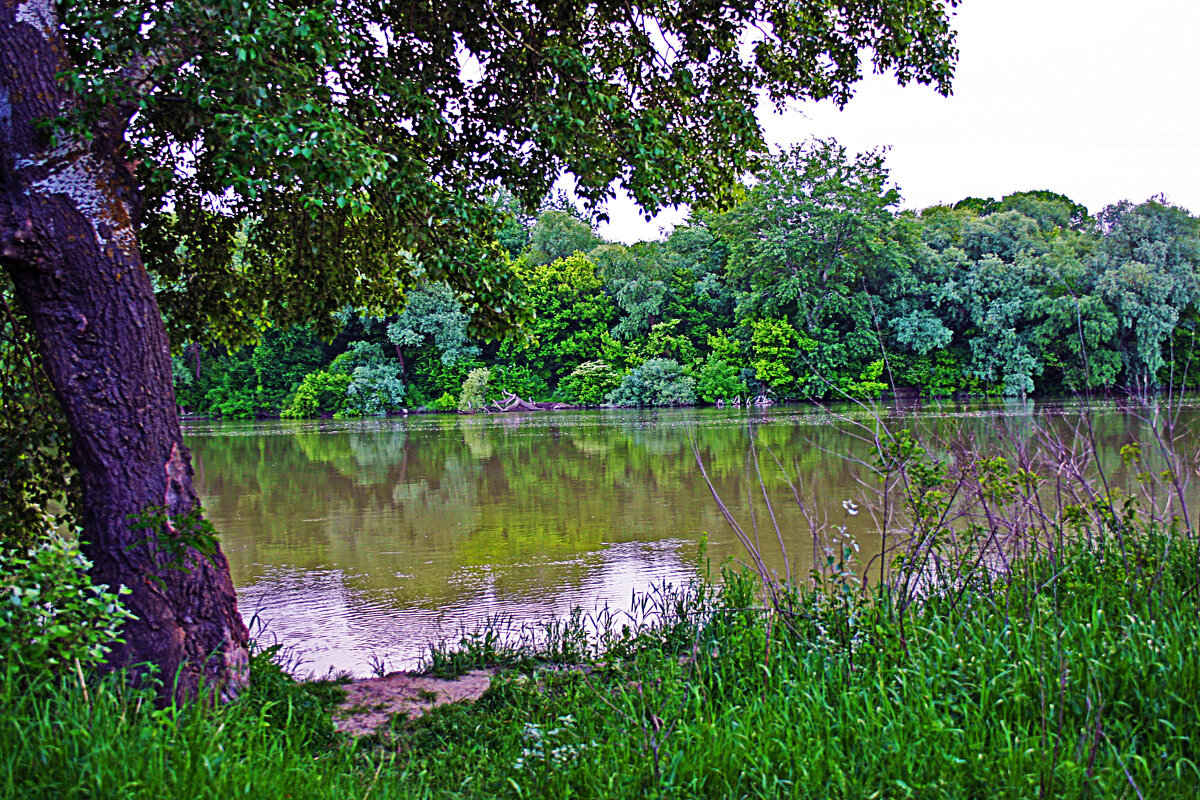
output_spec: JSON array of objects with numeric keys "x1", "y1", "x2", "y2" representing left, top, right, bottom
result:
[{"x1": 59, "y1": 0, "x2": 959, "y2": 346}]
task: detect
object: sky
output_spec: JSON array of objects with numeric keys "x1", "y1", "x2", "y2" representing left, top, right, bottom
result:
[{"x1": 594, "y1": 0, "x2": 1200, "y2": 243}]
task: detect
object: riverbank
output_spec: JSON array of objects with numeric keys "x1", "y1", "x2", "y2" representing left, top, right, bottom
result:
[{"x1": 5, "y1": 528, "x2": 1199, "y2": 799}]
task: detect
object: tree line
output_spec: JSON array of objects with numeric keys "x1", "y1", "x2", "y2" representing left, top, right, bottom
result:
[{"x1": 182, "y1": 139, "x2": 1200, "y2": 418}]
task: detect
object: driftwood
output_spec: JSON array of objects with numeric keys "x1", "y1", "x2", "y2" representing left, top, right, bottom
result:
[
  {"x1": 489, "y1": 391, "x2": 575, "y2": 413},
  {"x1": 713, "y1": 394, "x2": 771, "y2": 409},
  {"x1": 494, "y1": 390, "x2": 540, "y2": 412}
]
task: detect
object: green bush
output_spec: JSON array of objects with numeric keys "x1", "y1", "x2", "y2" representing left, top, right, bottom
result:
[
  {"x1": 329, "y1": 343, "x2": 407, "y2": 417},
  {"x1": 198, "y1": 348, "x2": 259, "y2": 417},
  {"x1": 457, "y1": 367, "x2": 491, "y2": 413},
  {"x1": 280, "y1": 371, "x2": 352, "y2": 419},
  {"x1": 340, "y1": 364, "x2": 406, "y2": 417},
  {"x1": 251, "y1": 327, "x2": 329, "y2": 414},
  {"x1": 836, "y1": 358, "x2": 889, "y2": 399},
  {"x1": 693, "y1": 355, "x2": 748, "y2": 403},
  {"x1": 558, "y1": 360, "x2": 623, "y2": 405},
  {"x1": 1, "y1": 531, "x2": 132, "y2": 674},
  {"x1": 749, "y1": 318, "x2": 798, "y2": 392},
  {"x1": 406, "y1": 350, "x2": 486, "y2": 402},
  {"x1": 428, "y1": 391, "x2": 458, "y2": 412},
  {"x1": 605, "y1": 358, "x2": 696, "y2": 407},
  {"x1": 207, "y1": 388, "x2": 257, "y2": 419}
]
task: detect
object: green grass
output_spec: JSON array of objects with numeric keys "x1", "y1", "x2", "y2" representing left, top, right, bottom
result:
[{"x1": 4, "y1": 532, "x2": 1200, "y2": 799}]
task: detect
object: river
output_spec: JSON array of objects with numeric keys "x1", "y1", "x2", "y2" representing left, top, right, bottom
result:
[{"x1": 184, "y1": 398, "x2": 1194, "y2": 676}]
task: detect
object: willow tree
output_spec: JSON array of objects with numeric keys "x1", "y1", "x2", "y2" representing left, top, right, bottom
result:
[{"x1": 0, "y1": 0, "x2": 959, "y2": 698}]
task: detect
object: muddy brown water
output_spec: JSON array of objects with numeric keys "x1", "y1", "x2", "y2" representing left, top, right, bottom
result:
[{"x1": 185, "y1": 399, "x2": 1200, "y2": 677}]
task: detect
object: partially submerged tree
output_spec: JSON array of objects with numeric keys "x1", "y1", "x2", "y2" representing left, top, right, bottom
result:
[{"x1": 0, "y1": 0, "x2": 959, "y2": 698}]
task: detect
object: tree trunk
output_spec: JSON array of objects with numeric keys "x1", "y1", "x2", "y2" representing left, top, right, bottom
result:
[
  {"x1": 0, "y1": 0, "x2": 249, "y2": 701},
  {"x1": 394, "y1": 343, "x2": 406, "y2": 375}
]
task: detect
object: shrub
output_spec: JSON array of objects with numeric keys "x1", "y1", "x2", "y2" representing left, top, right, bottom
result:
[
  {"x1": 280, "y1": 371, "x2": 352, "y2": 418},
  {"x1": 559, "y1": 360, "x2": 623, "y2": 405},
  {"x1": 1, "y1": 530, "x2": 132, "y2": 673},
  {"x1": 837, "y1": 358, "x2": 889, "y2": 399},
  {"x1": 207, "y1": 388, "x2": 257, "y2": 419},
  {"x1": 198, "y1": 349, "x2": 259, "y2": 417},
  {"x1": 458, "y1": 367, "x2": 492, "y2": 413},
  {"x1": 341, "y1": 363, "x2": 406, "y2": 417},
  {"x1": 250, "y1": 327, "x2": 329, "y2": 413},
  {"x1": 333, "y1": 342, "x2": 407, "y2": 416},
  {"x1": 693, "y1": 356, "x2": 748, "y2": 403},
  {"x1": 749, "y1": 318, "x2": 798, "y2": 391},
  {"x1": 428, "y1": 391, "x2": 458, "y2": 412},
  {"x1": 605, "y1": 358, "x2": 696, "y2": 407},
  {"x1": 328, "y1": 340, "x2": 385, "y2": 376}
]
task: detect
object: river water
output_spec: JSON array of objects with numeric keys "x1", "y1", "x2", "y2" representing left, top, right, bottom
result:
[{"x1": 184, "y1": 399, "x2": 1194, "y2": 677}]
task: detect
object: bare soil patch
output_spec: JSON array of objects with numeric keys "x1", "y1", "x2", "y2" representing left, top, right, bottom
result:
[{"x1": 334, "y1": 669, "x2": 496, "y2": 736}]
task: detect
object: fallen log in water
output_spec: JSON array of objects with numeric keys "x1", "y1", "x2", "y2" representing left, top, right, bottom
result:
[{"x1": 488, "y1": 391, "x2": 577, "y2": 413}]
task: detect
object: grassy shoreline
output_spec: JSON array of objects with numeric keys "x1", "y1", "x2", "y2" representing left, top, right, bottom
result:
[{"x1": 5, "y1": 528, "x2": 1199, "y2": 799}]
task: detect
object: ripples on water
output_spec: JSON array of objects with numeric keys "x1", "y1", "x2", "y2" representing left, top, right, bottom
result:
[{"x1": 186, "y1": 399, "x2": 1196, "y2": 676}]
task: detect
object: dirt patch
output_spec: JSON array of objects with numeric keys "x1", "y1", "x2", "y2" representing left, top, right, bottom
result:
[{"x1": 334, "y1": 669, "x2": 496, "y2": 736}]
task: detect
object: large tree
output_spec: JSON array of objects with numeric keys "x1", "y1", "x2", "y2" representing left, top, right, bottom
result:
[{"x1": 0, "y1": 0, "x2": 959, "y2": 699}]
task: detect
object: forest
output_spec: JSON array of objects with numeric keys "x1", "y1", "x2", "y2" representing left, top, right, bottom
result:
[{"x1": 181, "y1": 139, "x2": 1200, "y2": 419}]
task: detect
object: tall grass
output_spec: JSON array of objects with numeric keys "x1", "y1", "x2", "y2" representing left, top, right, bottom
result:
[
  {"x1": 5, "y1": 399, "x2": 1200, "y2": 798},
  {"x1": 5, "y1": 533, "x2": 1199, "y2": 798},
  {"x1": 0, "y1": 647, "x2": 362, "y2": 800}
]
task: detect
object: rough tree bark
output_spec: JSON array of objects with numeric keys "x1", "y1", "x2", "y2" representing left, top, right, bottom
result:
[{"x1": 0, "y1": 0, "x2": 249, "y2": 701}]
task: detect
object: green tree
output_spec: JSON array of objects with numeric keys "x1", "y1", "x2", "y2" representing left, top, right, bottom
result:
[
  {"x1": 331, "y1": 341, "x2": 407, "y2": 416},
  {"x1": 749, "y1": 318, "x2": 800, "y2": 393},
  {"x1": 660, "y1": 225, "x2": 734, "y2": 351},
  {"x1": 611, "y1": 277, "x2": 670, "y2": 341},
  {"x1": 588, "y1": 243, "x2": 642, "y2": 284},
  {"x1": 528, "y1": 211, "x2": 602, "y2": 265},
  {"x1": 0, "y1": 0, "x2": 959, "y2": 695},
  {"x1": 958, "y1": 254, "x2": 1045, "y2": 396},
  {"x1": 999, "y1": 190, "x2": 1091, "y2": 232},
  {"x1": 714, "y1": 140, "x2": 904, "y2": 394},
  {"x1": 202, "y1": 347, "x2": 260, "y2": 418},
  {"x1": 280, "y1": 371, "x2": 353, "y2": 419},
  {"x1": 499, "y1": 254, "x2": 616, "y2": 386},
  {"x1": 953, "y1": 196, "x2": 1000, "y2": 217},
  {"x1": 386, "y1": 283, "x2": 481, "y2": 375},
  {"x1": 1092, "y1": 198, "x2": 1200, "y2": 388},
  {"x1": 1032, "y1": 293, "x2": 1121, "y2": 391},
  {"x1": 694, "y1": 355, "x2": 749, "y2": 403},
  {"x1": 492, "y1": 190, "x2": 535, "y2": 259},
  {"x1": 457, "y1": 367, "x2": 492, "y2": 414},
  {"x1": 717, "y1": 139, "x2": 902, "y2": 328},
  {"x1": 889, "y1": 205, "x2": 1095, "y2": 396},
  {"x1": 890, "y1": 309, "x2": 953, "y2": 356},
  {"x1": 251, "y1": 327, "x2": 329, "y2": 414}
]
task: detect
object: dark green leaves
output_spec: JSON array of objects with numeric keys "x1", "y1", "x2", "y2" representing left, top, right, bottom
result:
[{"x1": 56, "y1": 0, "x2": 959, "y2": 346}]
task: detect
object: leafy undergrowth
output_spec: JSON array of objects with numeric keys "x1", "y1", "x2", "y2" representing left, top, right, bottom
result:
[{"x1": 4, "y1": 534, "x2": 1200, "y2": 799}]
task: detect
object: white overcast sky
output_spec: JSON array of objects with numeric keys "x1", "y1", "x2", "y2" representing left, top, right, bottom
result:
[{"x1": 594, "y1": 0, "x2": 1200, "y2": 243}]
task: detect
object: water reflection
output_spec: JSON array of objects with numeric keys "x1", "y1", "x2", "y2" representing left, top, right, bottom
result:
[{"x1": 185, "y1": 400, "x2": 1198, "y2": 676}]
